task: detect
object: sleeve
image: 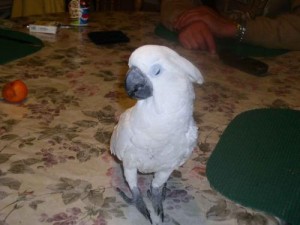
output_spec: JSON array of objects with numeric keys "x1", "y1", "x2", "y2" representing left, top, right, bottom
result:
[
  {"x1": 244, "y1": 0, "x2": 300, "y2": 50},
  {"x1": 160, "y1": 0, "x2": 203, "y2": 31}
]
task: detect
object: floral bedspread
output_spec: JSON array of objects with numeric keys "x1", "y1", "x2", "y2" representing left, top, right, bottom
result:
[{"x1": 0, "y1": 12, "x2": 299, "y2": 225}]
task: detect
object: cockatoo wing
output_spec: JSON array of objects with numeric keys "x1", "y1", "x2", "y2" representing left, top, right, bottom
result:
[{"x1": 110, "y1": 108, "x2": 133, "y2": 160}]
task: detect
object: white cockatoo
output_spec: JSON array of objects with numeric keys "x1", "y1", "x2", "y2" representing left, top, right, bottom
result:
[{"x1": 110, "y1": 45, "x2": 203, "y2": 223}]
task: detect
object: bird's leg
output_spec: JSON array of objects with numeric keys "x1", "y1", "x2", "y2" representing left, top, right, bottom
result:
[
  {"x1": 147, "y1": 183, "x2": 167, "y2": 221},
  {"x1": 117, "y1": 187, "x2": 152, "y2": 223},
  {"x1": 117, "y1": 167, "x2": 152, "y2": 224},
  {"x1": 147, "y1": 170, "x2": 172, "y2": 222}
]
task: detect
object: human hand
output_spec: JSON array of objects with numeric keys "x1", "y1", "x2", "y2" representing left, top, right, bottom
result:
[
  {"x1": 174, "y1": 6, "x2": 237, "y2": 38},
  {"x1": 177, "y1": 21, "x2": 217, "y2": 53}
]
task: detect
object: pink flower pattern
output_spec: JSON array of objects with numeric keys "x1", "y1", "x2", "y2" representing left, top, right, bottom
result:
[{"x1": 0, "y1": 11, "x2": 299, "y2": 225}]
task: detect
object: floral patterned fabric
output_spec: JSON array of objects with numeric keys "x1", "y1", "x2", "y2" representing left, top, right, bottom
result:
[{"x1": 0, "y1": 12, "x2": 299, "y2": 225}]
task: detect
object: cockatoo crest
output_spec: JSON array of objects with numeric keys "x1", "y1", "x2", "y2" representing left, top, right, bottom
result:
[
  {"x1": 129, "y1": 45, "x2": 203, "y2": 84},
  {"x1": 127, "y1": 45, "x2": 203, "y2": 114}
]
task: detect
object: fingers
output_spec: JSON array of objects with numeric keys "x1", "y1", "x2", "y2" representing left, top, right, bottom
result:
[
  {"x1": 174, "y1": 5, "x2": 236, "y2": 39},
  {"x1": 175, "y1": 11, "x2": 201, "y2": 30},
  {"x1": 174, "y1": 6, "x2": 216, "y2": 30},
  {"x1": 178, "y1": 22, "x2": 216, "y2": 53}
]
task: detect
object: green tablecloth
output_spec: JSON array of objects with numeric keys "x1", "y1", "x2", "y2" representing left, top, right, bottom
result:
[
  {"x1": 0, "y1": 28, "x2": 44, "y2": 64},
  {"x1": 206, "y1": 108, "x2": 300, "y2": 225}
]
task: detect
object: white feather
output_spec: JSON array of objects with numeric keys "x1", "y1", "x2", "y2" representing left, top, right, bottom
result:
[{"x1": 110, "y1": 45, "x2": 203, "y2": 187}]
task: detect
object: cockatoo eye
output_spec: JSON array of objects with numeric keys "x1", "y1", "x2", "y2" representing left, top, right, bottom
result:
[{"x1": 150, "y1": 64, "x2": 162, "y2": 76}]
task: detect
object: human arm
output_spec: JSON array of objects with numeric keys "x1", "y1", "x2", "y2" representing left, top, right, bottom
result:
[
  {"x1": 162, "y1": 0, "x2": 300, "y2": 51},
  {"x1": 160, "y1": 0, "x2": 202, "y2": 31},
  {"x1": 160, "y1": 0, "x2": 237, "y2": 53},
  {"x1": 243, "y1": 1, "x2": 300, "y2": 50},
  {"x1": 174, "y1": 6, "x2": 237, "y2": 53}
]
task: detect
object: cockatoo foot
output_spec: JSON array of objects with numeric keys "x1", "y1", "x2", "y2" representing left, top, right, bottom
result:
[
  {"x1": 147, "y1": 184, "x2": 167, "y2": 222},
  {"x1": 116, "y1": 187, "x2": 152, "y2": 224}
]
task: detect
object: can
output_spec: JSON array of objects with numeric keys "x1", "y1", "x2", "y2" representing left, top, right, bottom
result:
[{"x1": 68, "y1": 0, "x2": 89, "y2": 26}]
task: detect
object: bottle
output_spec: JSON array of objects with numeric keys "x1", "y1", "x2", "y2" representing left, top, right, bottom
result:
[{"x1": 68, "y1": 0, "x2": 89, "y2": 26}]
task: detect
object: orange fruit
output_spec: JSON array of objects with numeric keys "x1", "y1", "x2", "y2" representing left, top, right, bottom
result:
[{"x1": 2, "y1": 79, "x2": 28, "y2": 103}]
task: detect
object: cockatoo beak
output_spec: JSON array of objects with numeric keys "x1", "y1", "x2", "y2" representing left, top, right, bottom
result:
[{"x1": 125, "y1": 66, "x2": 153, "y2": 100}]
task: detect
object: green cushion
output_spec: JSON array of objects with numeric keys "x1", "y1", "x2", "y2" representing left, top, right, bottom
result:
[
  {"x1": 0, "y1": 28, "x2": 44, "y2": 64},
  {"x1": 206, "y1": 108, "x2": 300, "y2": 224},
  {"x1": 154, "y1": 24, "x2": 288, "y2": 57}
]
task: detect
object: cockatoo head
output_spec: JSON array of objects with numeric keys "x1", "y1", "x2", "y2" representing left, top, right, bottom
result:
[{"x1": 125, "y1": 45, "x2": 204, "y2": 113}]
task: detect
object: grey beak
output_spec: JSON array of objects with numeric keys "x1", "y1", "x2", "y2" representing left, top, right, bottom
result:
[{"x1": 125, "y1": 66, "x2": 153, "y2": 99}]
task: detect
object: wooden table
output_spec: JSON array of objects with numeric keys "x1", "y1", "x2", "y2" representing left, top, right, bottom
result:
[{"x1": 0, "y1": 12, "x2": 299, "y2": 225}]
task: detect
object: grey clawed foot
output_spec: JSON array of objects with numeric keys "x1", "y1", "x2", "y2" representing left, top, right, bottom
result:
[
  {"x1": 147, "y1": 183, "x2": 167, "y2": 222},
  {"x1": 116, "y1": 187, "x2": 152, "y2": 224}
]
